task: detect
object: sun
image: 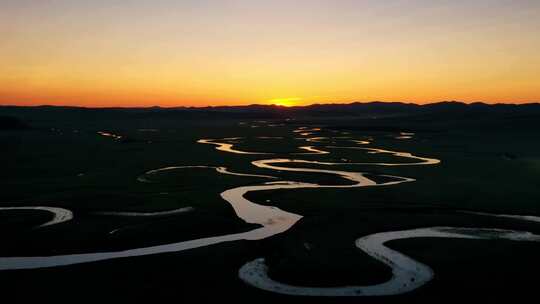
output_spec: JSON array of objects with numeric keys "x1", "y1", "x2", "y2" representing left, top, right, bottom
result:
[{"x1": 267, "y1": 97, "x2": 302, "y2": 107}]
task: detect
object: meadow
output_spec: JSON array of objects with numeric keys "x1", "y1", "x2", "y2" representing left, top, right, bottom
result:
[{"x1": 0, "y1": 104, "x2": 539, "y2": 302}]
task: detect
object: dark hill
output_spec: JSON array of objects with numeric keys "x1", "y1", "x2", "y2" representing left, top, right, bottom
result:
[{"x1": 1, "y1": 101, "x2": 539, "y2": 121}]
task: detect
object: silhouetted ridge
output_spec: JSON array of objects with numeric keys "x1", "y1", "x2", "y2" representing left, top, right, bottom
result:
[{"x1": 1, "y1": 101, "x2": 539, "y2": 121}]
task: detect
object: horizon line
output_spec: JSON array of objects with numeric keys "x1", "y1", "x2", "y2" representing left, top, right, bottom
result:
[{"x1": 1, "y1": 100, "x2": 540, "y2": 109}]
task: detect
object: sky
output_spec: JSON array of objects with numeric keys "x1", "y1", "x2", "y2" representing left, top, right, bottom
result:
[{"x1": 1, "y1": 0, "x2": 539, "y2": 107}]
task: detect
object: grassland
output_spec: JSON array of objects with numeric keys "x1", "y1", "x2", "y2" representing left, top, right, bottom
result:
[{"x1": 0, "y1": 105, "x2": 539, "y2": 302}]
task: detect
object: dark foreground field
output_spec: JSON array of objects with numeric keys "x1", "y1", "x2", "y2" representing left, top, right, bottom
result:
[{"x1": 1, "y1": 103, "x2": 539, "y2": 303}]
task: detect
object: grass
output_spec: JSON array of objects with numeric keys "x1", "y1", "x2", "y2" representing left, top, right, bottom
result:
[{"x1": 0, "y1": 108, "x2": 539, "y2": 302}]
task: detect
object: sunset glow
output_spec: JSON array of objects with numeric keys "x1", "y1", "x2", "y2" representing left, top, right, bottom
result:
[
  {"x1": 1, "y1": 1, "x2": 539, "y2": 107},
  {"x1": 268, "y1": 98, "x2": 302, "y2": 107}
]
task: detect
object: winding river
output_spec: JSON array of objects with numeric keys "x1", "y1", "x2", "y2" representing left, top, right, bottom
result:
[
  {"x1": 239, "y1": 227, "x2": 540, "y2": 296},
  {"x1": 197, "y1": 138, "x2": 269, "y2": 155},
  {"x1": 1, "y1": 127, "x2": 539, "y2": 298},
  {"x1": 0, "y1": 206, "x2": 73, "y2": 228}
]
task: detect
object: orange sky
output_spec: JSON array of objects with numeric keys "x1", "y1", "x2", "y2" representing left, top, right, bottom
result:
[{"x1": 1, "y1": 1, "x2": 539, "y2": 107}]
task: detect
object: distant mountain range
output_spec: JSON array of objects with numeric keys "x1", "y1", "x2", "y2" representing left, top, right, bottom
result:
[{"x1": 1, "y1": 101, "x2": 539, "y2": 121}]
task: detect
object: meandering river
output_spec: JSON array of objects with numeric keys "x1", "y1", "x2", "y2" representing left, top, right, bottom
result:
[{"x1": 0, "y1": 127, "x2": 538, "y2": 297}]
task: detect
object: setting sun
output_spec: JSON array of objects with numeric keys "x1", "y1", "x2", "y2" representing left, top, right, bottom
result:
[{"x1": 267, "y1": 98, "x2": 302, "y2": 107}]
